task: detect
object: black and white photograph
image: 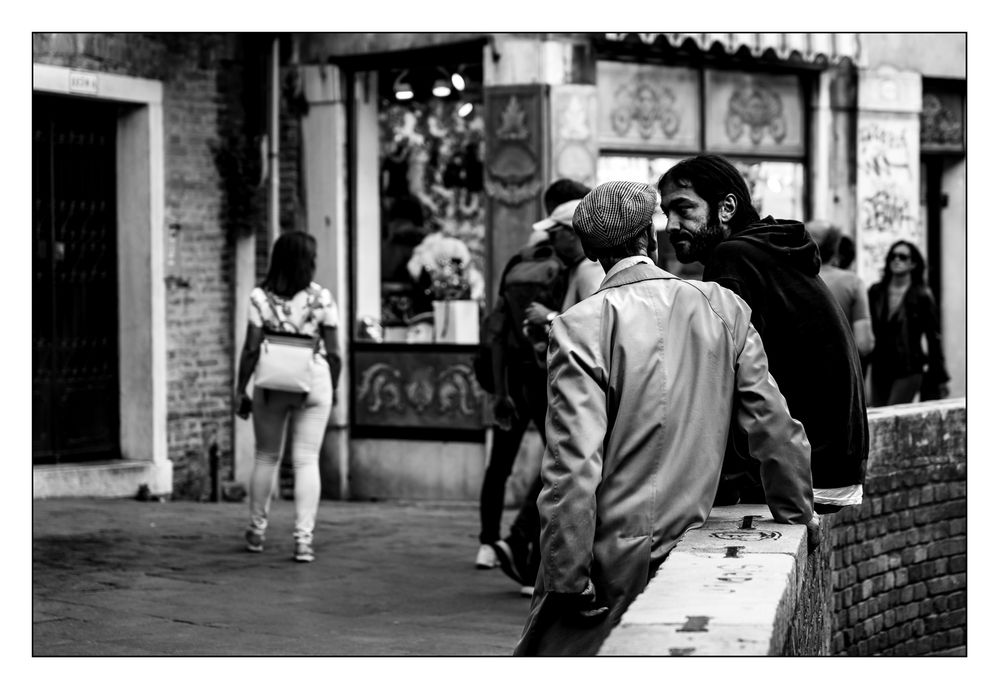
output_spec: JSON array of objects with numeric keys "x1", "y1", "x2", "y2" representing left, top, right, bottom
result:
[{"x1": 19, "y1": 7, "x2": 986, "y2": 678}]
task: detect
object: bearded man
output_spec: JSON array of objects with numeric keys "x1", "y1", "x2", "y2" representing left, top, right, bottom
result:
[{"x1": 659, "y1": 154, "x2": 868, "y2": 513}]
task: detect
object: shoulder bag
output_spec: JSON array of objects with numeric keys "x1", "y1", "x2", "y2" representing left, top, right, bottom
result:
[{"x1": 254, "y1": 290, "x2": 319, "y2": 393}]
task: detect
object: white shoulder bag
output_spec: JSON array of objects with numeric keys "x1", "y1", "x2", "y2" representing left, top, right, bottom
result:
[
  {"x1": 254, "y1": 291, "x2": 319, "y2": 393},
  {"x1": 255, "y1": 332, "x2": 318, "y2": 393}
]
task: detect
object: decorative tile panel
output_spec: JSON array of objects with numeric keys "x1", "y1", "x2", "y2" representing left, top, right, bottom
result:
[
  {"x1": 920, "y1": 90, "x2": 965, "y2": 152},
  {"x1": 353, "y1": 343, "x2": 486, "y2": 433},
  {"x1": 705, "y1": 70, "x2": 804, "y2": 157},
  {"x1": 597, "y1": 61, "x2": 700, "y2": 152},
  {"x1": 483, "y1": 84, "x2": 547, "y2": 306}
]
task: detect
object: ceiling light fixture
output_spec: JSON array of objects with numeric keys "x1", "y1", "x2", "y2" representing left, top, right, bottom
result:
[
  {"x1": 432, "y1": 79, "x2": 451, "y2": 98},
  {"x1": 432, "y1": 68, "x2": 452, "y2": 98},
  {"x1": 451, "y1": 69, "x2": 466, "y2": 92},
  {"x1": 458, "y1": 102, "x2": 474, "y2": 118},
  {"x1": 394, "y1": 70, "x2": 414, "y2": 101}
]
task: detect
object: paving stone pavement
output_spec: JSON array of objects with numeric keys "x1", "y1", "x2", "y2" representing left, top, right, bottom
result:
[{"x1": 32, "y1": 498, "x2": 530, "y2": 656}]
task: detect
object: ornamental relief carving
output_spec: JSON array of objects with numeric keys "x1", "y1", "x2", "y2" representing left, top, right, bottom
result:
[
  {"x1": 920, "y1": 94, "x2": 963, "y2": 147},
  {"x1": 496, "y1": 96, "x2": 529, "y2": 141},
  {"x1": 725, "y1": 83, "x2": 787, "y2": 145},
  {"x1": 483, "y1": 178, "x2": 543, "y2": 206},
  {"x1": 559, "y1": 94, "x2": 591, "y2": 141},
  {"x1": 357, "y1": 361, "x2": 482, "y2": 418},
  {"x1": 485, "y1": 92, "x2": 542, "y2": 207},
  {"x1": 610, "y1": 76, "x2": 681, "y2": 141}
]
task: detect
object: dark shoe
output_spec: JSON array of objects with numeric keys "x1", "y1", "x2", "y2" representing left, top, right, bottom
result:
[
  {"x1": 245, "y1": 528, "x2": 264, "y2": 553},
  {"x1": 491, "y1": 539, "x2": 529, "y2": 586}
]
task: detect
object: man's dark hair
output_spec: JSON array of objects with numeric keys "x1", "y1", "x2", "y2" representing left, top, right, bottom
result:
[
  {"x1": 543, "y1": 179, "x2": 591, "y2": 214},
  {"x1": 262, "y1": 231, "x2": 317, "y2": 298},
  {"x1": 388, "y1": 195, "x2": 425, "y2": 226},
  {"x1": 807, "y1": 220, "x2": 842, "y2": 265},
  {"x1": 658, "y1": 154, "x2": 760, "y2": 230},
  {"x1": 838, "y1": 235, "x2": 856, "y2": 270}
]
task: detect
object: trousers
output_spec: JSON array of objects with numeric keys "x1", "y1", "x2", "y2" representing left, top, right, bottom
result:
[
  {"x1": 248, "y1": 363, "x2": 332, "y2": 545},
  {"x1": 478, "y1": 361, "x2": 548, "y2": 551}
]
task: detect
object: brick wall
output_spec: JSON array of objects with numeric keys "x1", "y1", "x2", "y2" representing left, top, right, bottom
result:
[
  {"x1": 600, "y1": 399, "x2": 966, "y2": 656},
  {"x1": 33, "y1": 33, "x2": 270, "y2": 499},
  {"x1": 825, "y1": 400, "x2": 967, "y2": 655}
]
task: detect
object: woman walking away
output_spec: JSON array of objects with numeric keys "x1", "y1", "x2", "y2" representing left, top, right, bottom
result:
[
  {"x1": 867, "y1": 240, "x2": 948, "y2": 407},
  {"x1": 234, "y1": 231, "x2": 342, "y2": 562}
]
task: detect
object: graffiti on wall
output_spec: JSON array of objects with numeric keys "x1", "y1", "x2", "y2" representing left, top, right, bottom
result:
[{"x1": 856, "y1": 116, "x2": 921, "y2": 286}]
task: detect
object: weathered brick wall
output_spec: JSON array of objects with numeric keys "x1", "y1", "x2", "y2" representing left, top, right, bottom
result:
[
  {"x1": 33, "y1": 33, "x2": 269, "y2": 499},
  {"x1": 600, "y1": 399, "x2": 965, "y2": 656},
  {"x1": 825, "y1": 400, "x2": 966, "y2": 655}
]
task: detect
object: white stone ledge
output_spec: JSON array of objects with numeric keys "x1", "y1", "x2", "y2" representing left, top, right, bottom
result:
[
  {"x1": 599, "y1": 505, "x2": 809, "y2": 656},
  {"x1": 33, "y1": 460, "x2": 171, "y2": 499}
]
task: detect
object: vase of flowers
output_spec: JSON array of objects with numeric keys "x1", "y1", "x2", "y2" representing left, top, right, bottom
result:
[{"x1": 406, "y1": 232, "x2": 483, "y2": 344}]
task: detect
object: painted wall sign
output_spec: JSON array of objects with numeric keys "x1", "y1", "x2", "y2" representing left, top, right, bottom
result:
[{"x1": 68, "y1": 71, "x2": 98, "y2": 95}]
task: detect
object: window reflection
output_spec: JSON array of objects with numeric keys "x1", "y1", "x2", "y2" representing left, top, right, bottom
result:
[{"x1": 378, "y1": 100, "x2": 486, "y2": 340}]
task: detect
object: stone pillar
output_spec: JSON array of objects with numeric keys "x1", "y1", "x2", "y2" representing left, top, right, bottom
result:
[
  {"x1": 854, "y1": 66, "x2": 923, "y2": 287},
  {"x1": 300, "y1": 64, "x2": 351, "y2": 498},
  {"x1": 809, "y1": 63, "x2": 857, "y2": 239},
  {"x1": 482, "y1": 34, "x2": 596, "y2": 303}
]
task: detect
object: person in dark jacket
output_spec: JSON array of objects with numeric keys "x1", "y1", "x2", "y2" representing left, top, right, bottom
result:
[
  {"x1": 867, "y1": 240, "x2": 949, "y2": 406},
  {"x1": 659, "y1": 154, "x2": 868, "y2": 513}
]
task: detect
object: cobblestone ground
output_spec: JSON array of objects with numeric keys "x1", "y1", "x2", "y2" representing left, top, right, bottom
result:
[{"x1": 32, "y1": 498, "x2": 529, "y2": 656}]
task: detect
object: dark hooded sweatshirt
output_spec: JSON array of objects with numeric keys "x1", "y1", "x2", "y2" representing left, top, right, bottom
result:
[{"x1": 703, "y1": 217, "x2": 868, "y2": 492}]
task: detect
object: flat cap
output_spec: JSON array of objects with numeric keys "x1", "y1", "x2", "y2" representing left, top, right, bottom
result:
[{"x1": 572, "y1": 181, "x2": 657, "y2": 249}]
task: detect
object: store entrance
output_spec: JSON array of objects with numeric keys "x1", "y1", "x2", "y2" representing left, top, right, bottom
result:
[{"x1": 33, "y1": 93, "x2": 121, "y2": 464}]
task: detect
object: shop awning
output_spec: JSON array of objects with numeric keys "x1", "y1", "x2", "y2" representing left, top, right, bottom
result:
[{"x1": 601, "y1": 32, "x2": 863, "y2": 66}]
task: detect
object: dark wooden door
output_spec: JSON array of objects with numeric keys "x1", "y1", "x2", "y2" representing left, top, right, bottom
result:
[{"x1": 33, "y1": 93, "x2": 121, "y2": 464}]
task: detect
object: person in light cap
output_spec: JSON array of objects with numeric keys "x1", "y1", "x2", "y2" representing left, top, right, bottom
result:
[
  {"x1": 486, "y1": 182, "x2": 604, "y2": 596},
  {"x1": 514, "y1": 180, "x2": 817, "y2": 656}
]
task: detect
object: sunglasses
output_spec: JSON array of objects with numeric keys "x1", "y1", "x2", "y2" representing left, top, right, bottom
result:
[{"x1": 889, "y1": 252, "x2": 912, "y2": 262}]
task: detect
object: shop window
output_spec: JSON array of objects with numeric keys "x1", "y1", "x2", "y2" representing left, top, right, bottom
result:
[{"x1": 376, "y1": 68, "x2": 485, "y2": 342}]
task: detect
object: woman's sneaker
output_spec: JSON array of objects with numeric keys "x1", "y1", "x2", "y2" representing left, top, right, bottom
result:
[
  {"x1": 294, "y1": 542, "x2": 315, "y2": 563},
  {"x1": 245, "y1": 529, "x2": 264, "y2": 553}
]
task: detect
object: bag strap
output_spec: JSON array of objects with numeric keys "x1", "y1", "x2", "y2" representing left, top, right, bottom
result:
[{"x1": 260, "y1": 289, "x2": 319, "y2": 352}]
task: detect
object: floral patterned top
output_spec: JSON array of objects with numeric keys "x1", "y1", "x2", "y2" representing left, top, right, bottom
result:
[{"x1": 248, "y1": 282, "x2": 338, "y2": 355}]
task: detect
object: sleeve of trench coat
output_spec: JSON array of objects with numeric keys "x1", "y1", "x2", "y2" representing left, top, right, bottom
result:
[
  {"x1": 730, "y1": 302, "x2": 815, "y2": 525},
  {"x1": 537, "y1": 314, "x2": 607, "y2": 595}
]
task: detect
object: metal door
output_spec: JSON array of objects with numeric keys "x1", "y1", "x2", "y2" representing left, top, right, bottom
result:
[{"x1": 33, "y1": 93, "x2": 120, "y2": 463}]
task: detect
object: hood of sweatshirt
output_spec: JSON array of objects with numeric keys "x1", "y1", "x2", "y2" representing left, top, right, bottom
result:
[{"x1": 723, "y1": 216, "x2": 820, "y2": 276}]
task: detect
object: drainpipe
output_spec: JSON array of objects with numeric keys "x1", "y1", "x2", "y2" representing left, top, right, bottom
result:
[{"x1": 268, "y1": 35, "x2": 281, "y2": 244}]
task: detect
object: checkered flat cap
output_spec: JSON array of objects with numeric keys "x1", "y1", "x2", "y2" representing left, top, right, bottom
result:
[{"x1": 572, "y1": 181, "x2": 658, "y2": 249}]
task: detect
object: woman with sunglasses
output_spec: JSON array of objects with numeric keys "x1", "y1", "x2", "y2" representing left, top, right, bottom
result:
[{"x1": 867, "y1": 240, "x2": 949, "y2": 406}]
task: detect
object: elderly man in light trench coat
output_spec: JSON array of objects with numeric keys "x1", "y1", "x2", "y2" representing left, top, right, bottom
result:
[{"x1": 513, "y1": 181, "x2": 818, "y2": 656}]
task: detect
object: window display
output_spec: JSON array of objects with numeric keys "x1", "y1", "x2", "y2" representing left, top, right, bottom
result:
[{"x1": 378, "y1": 96, "x2": 486, "y2": 341}]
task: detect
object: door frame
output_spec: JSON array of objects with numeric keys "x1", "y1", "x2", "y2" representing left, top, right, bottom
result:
[{"x1": 33, "y1": 63, "x2": 171, "y2": 497}]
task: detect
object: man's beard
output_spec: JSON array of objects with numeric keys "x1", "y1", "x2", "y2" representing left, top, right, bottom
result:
[{"x1": 669, "y1": 208, "x2": 725, "y2": 264}]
